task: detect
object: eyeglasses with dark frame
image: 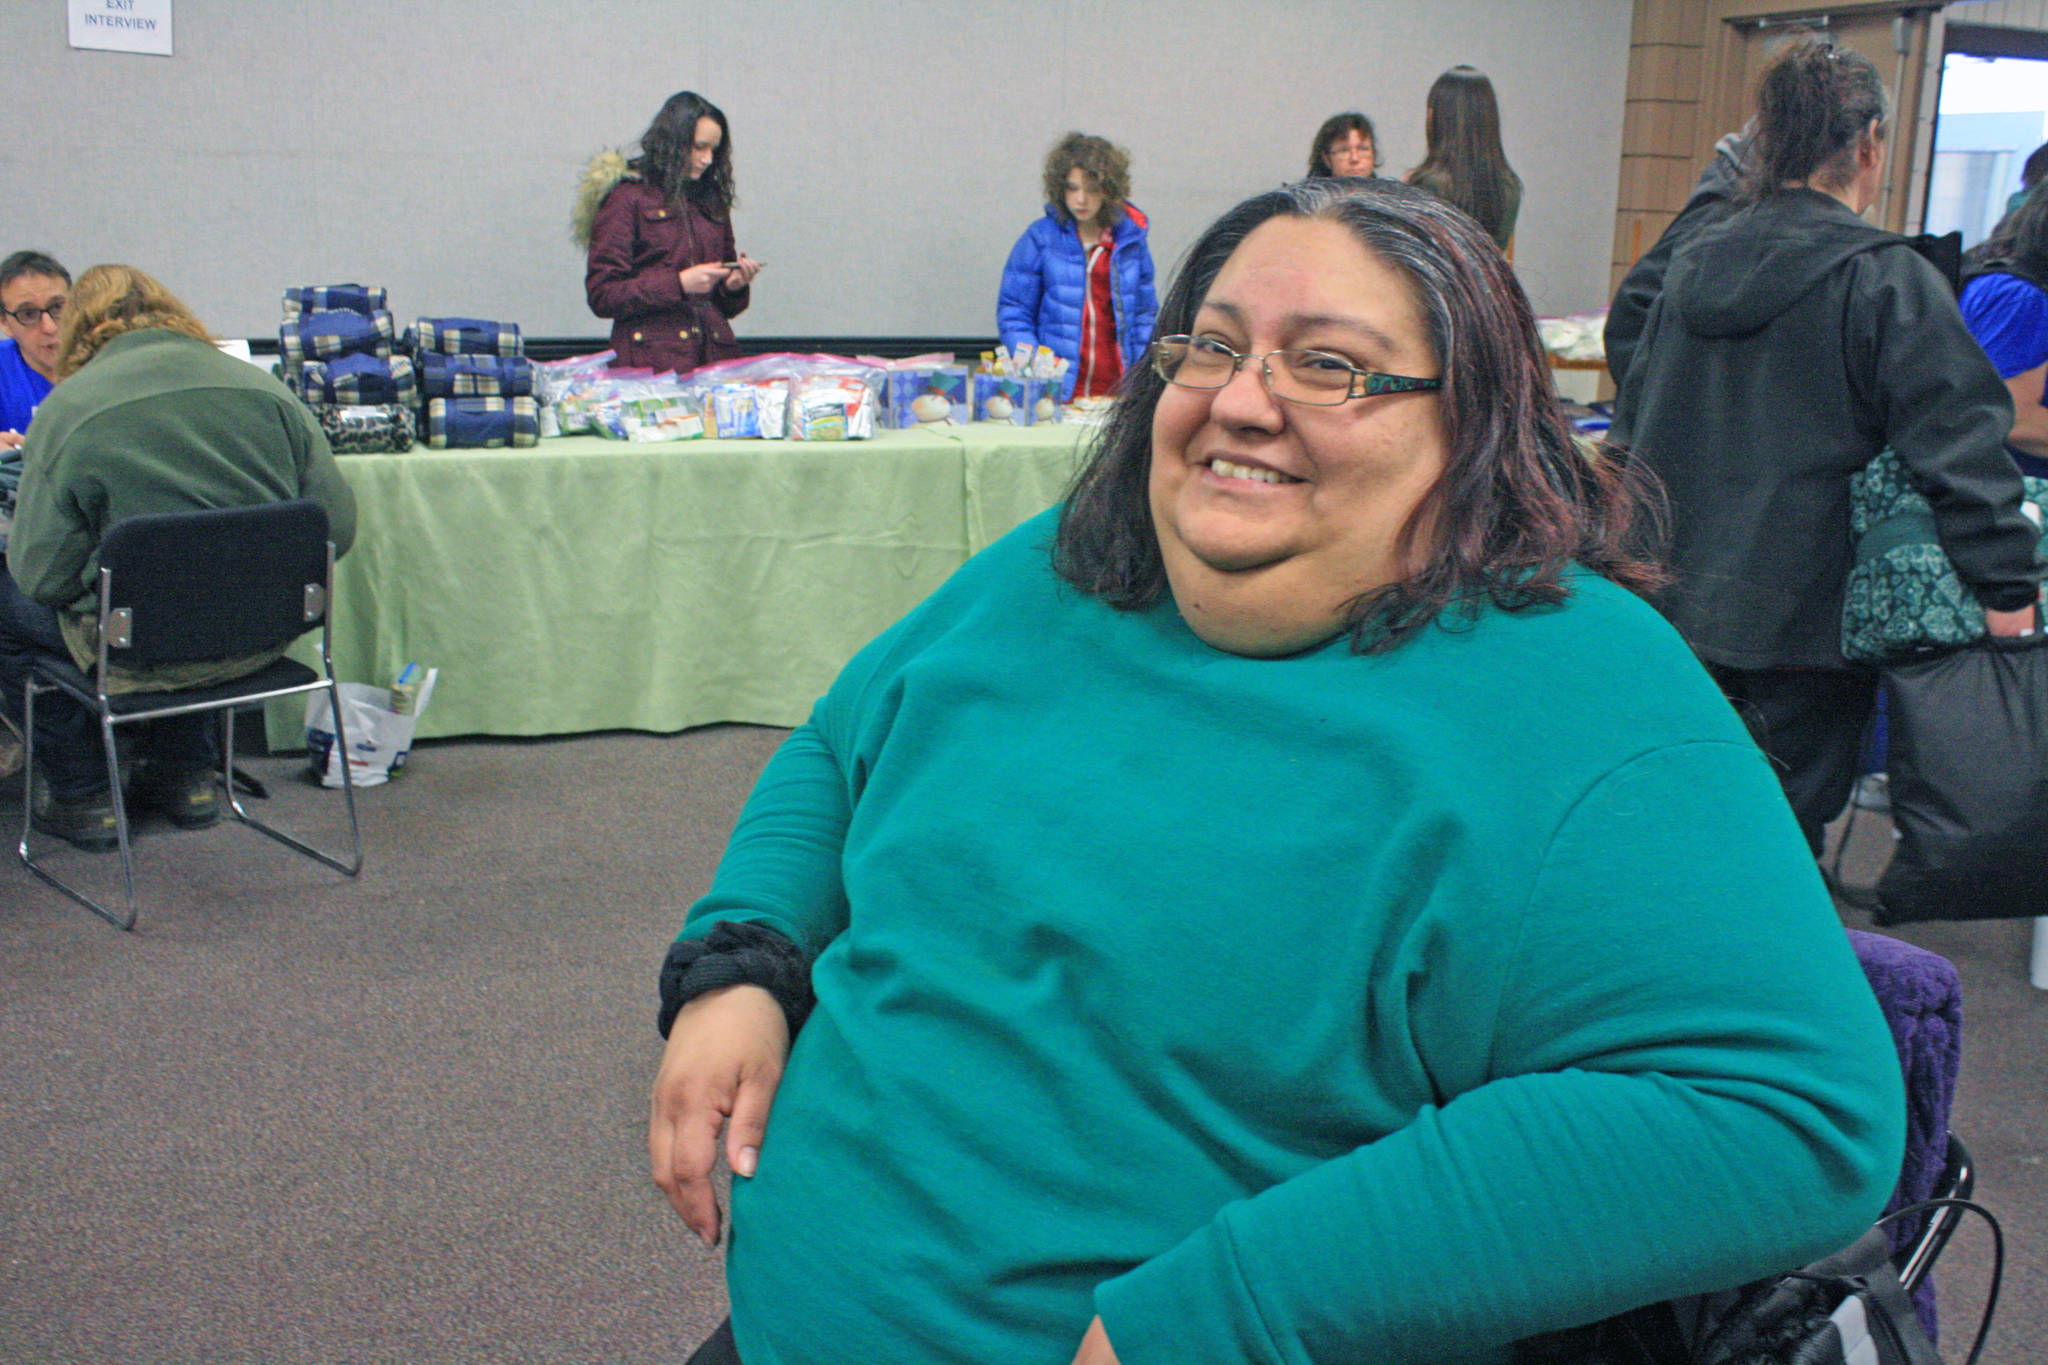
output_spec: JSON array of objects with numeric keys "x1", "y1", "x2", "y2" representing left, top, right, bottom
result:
[
  {"x1": 2, "y1": 298, "x2": 64, "y2": 329},
  {"x1": 1149, "y1": 334, "x2": 1441, "y2": 406}
]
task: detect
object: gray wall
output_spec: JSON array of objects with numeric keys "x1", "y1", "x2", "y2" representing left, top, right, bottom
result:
[{"x1": 0, "y1": 0, "x2": 1631, "y2": 341}]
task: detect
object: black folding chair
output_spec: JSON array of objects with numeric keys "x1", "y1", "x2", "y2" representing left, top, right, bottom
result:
[{"x1": 18, "y1": 499, "x2": 362, "y2": 930}]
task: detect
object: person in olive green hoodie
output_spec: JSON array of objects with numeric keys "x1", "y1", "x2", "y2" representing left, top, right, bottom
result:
[{"x1": 1, "y1": 264, "x2": 356, "y2": 851}]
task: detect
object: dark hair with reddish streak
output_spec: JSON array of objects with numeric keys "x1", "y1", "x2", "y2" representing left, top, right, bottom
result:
[
  {"x1": 1406, "y1": 67, "x2": 1521, "y2": 243},
  {"x1": 1309, "y1": 112, "x2": 1378, "y2": 178},
  {"x1": 633, "y1": 90, "x2": 735, "y2": 219},
  {"x1": 1053, "y1": 178, "x2": 1665, "y2": 655},
  {"x1": 1042, "y1": 132, "x2": 1132, "y2": 228},
  {"x1": 1738, "y1": 35, "x2": 1888, "y2": 203}
]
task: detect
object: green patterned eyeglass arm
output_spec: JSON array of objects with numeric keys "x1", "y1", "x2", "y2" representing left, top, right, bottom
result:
[{"x1": 1353, "y1": 371, "x2": 1442, "y2": 398}]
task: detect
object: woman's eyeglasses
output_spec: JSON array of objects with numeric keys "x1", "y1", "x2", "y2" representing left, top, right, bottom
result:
[{"x1": 1150, "y1": 335, "x2": 1441, "y2": 406}]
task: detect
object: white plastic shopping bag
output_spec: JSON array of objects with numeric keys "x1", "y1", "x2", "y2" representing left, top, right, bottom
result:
[{"x1": 304, "y1": 667, "x2": 438, "y2": 788}]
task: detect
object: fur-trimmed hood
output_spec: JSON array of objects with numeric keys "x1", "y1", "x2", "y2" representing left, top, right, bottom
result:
[{"x1": 571, "y1": 150, "x2": 638, "y2": 247}]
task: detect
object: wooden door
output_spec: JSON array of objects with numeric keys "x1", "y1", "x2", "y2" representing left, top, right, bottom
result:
[{"x1": 1705, "y1": 3, "x2": 1937, "y2": 233}]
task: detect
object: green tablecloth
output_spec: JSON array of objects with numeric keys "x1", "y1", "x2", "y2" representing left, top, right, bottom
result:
[{"x1": 268, "y1": 422, "x2": 1092, "y2": 746}]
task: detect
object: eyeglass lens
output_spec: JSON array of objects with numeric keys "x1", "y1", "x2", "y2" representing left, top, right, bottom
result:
[
  {"x1": 1153, "y1": 338, "x2": 1358, "y2": 404},
  {"x1": 5, "y1": 299, "x2": 63, "y2": 327}
]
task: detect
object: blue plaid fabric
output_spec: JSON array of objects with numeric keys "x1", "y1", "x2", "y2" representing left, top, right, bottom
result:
[
  {"x1": 408, "y1": 317, "x2": 524, "y2": 358},
  {"x1": 282, "y1": 284, "x2": 387, "y2": 317},
  {"x1": 418, "y1": 352, "x2": 532, "y2": 399},
  {"x1": 312, "y1": 402, "x2": 417, "y2": 454},
  {"x1": 425, "y1": 396, "x2": 539, "y2": 448},
  {"x1": 280, "y1": 309, "x2": 396, "y2": 365},
  {"x1": 300, "y1": 353, "x2": 417, "y2": 406}
]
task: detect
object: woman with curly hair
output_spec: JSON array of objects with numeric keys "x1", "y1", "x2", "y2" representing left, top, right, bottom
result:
[
  {"x1": 577, "y1": 90, "x2": 762, "y2": 374},
  {"x1": 1, "y1": 265, "x2": 355, "y2": 848},
  {"x1": 997, "y1": 132, "x2": 1158, "y2": 402}
]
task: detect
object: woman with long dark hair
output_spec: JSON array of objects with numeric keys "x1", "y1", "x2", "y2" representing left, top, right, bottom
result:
[
  {"x1": 576, "y1": 91, "x2": 761, "y2": 373},
  {"x1": 1960, "y1": 185, "x2": 2048, "y2": 475},
  {"x1": 1610, "y1": 35, "x2": 2041, "y2": 853},
  {"x1": 1405, "y1": 66, "x2": 1521, "y2": 249},
  {"x1": 650, "y1": 178, "x2": 1903, "y2": 1365}
]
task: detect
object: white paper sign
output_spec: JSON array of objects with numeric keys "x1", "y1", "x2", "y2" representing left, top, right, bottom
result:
[{"x1": 69, "y1": 0, "x2": 173, "y2": 57}]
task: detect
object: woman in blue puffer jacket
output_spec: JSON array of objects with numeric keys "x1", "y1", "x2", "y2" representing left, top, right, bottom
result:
[{"x1": 997, "y1": 132, "x2": 1158, "y2": 403}]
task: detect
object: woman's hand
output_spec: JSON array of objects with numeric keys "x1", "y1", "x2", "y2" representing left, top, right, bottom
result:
[
  {"x1": 1985, "y1": 603, "x2": 2040, "y2": 637},
  {"x1": 1068, "y1": 1316, "x2": 1122, "y2": 1365},
  {"x1": 0, "y1": 430, "x2": 23, "y2": 449},
  {"x1": 722, "y1": 254, "x2": 763, "y2": 291},
  {"x1": 679, "y1": 262, "x2": 733, "y2": 296},
  {"x1": 649, "y1": 983, "x2": 791, "y2": 1246}
]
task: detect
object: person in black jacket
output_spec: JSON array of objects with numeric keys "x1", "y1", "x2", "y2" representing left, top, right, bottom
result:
[{"x1": 1609, "y1": 35, "x2": 2043, "y2": 854}]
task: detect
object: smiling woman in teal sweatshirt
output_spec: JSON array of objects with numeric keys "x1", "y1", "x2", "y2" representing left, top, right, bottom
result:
[{"x1": 651, "y1": 180, "x2": 1903, "y2": 1365}]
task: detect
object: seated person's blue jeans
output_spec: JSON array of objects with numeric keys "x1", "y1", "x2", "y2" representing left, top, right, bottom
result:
[{"x1": 0, "y1": 569, "x2": 216, "y2": 801}]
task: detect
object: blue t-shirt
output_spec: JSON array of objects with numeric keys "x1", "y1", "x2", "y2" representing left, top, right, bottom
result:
[
  {"x1": 1960, "y1": 271, "x2": 2048, "y2": 476},
  {"x1": 0, "y1": 337, "x2": 53, "y2": 435}
]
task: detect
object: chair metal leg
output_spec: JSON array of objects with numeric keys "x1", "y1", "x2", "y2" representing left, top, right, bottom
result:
[
  {"x1": 20, "y1": 676, "x2": 362, "y2": 930},
  {"x1": 221, "y1": 687, "x2": 362, "y2": 877},
  {"x1": 16, "y1": 678, "x2": 139, "y2": 931}
]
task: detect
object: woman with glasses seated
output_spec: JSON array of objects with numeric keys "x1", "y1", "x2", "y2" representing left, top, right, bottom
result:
[
  {"x1": 650, "y1": 179, "x2": 1904, "y2": 1365},
  {"x1": 997, "y1": 132, "x2": 1158, "y2": 403}
]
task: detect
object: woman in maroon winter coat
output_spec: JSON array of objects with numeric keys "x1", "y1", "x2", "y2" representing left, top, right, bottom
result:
[{"x1": 577, "y1": 91, "x2": 762, "y2": 374}]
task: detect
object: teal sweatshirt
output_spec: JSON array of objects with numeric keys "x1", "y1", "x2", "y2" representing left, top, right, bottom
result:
[{"x1": 681, "y1": 510, "x2": 1903, "y2": 1365}]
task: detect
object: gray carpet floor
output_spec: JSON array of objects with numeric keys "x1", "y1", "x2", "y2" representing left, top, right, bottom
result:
[{"x1": 0, "y1": 727, "x2": 2041, "y2": 1364}]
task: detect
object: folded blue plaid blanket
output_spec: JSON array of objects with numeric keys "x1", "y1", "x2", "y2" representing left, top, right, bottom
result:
[
  {"x1": 280, "y1": 309, "x2": 396, "y2": 365},
  {"x1": 418, "y1": 352, "x2": 532, "y2": 399},
  {"x1": 408, "y1": 317, "x2": 524, "y2": 358},
  {"x1": 1844, "y1": 449, "x2": 2048, "y2": 661},
  {"x1": 312, "y1": 402, "x2": 417, "y2": 455},
  {"x1": 425, "y1": 396, "x2": 538, "y2": 449},
  {"x1": 299, "y1": 353, "x2": 416, "y2": 406},
  {"x1": 282, "y1": 284, "x2": 387, "y2": 317}
]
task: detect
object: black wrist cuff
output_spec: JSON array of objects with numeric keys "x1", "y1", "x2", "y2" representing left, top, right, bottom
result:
[{"x1": 657, "y1": 921, "x2": 814, "y2": 1040}]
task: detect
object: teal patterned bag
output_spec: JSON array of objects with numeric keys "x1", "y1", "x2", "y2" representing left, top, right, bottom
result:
[{"x1": 1843, "y1": 451, "x2": 2048, "y2": 663}]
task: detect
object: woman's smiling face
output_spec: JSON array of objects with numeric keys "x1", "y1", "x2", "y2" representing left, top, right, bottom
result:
[{"x1": 1147, "y1": 215, "x2": 1449, "y2": 656}]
